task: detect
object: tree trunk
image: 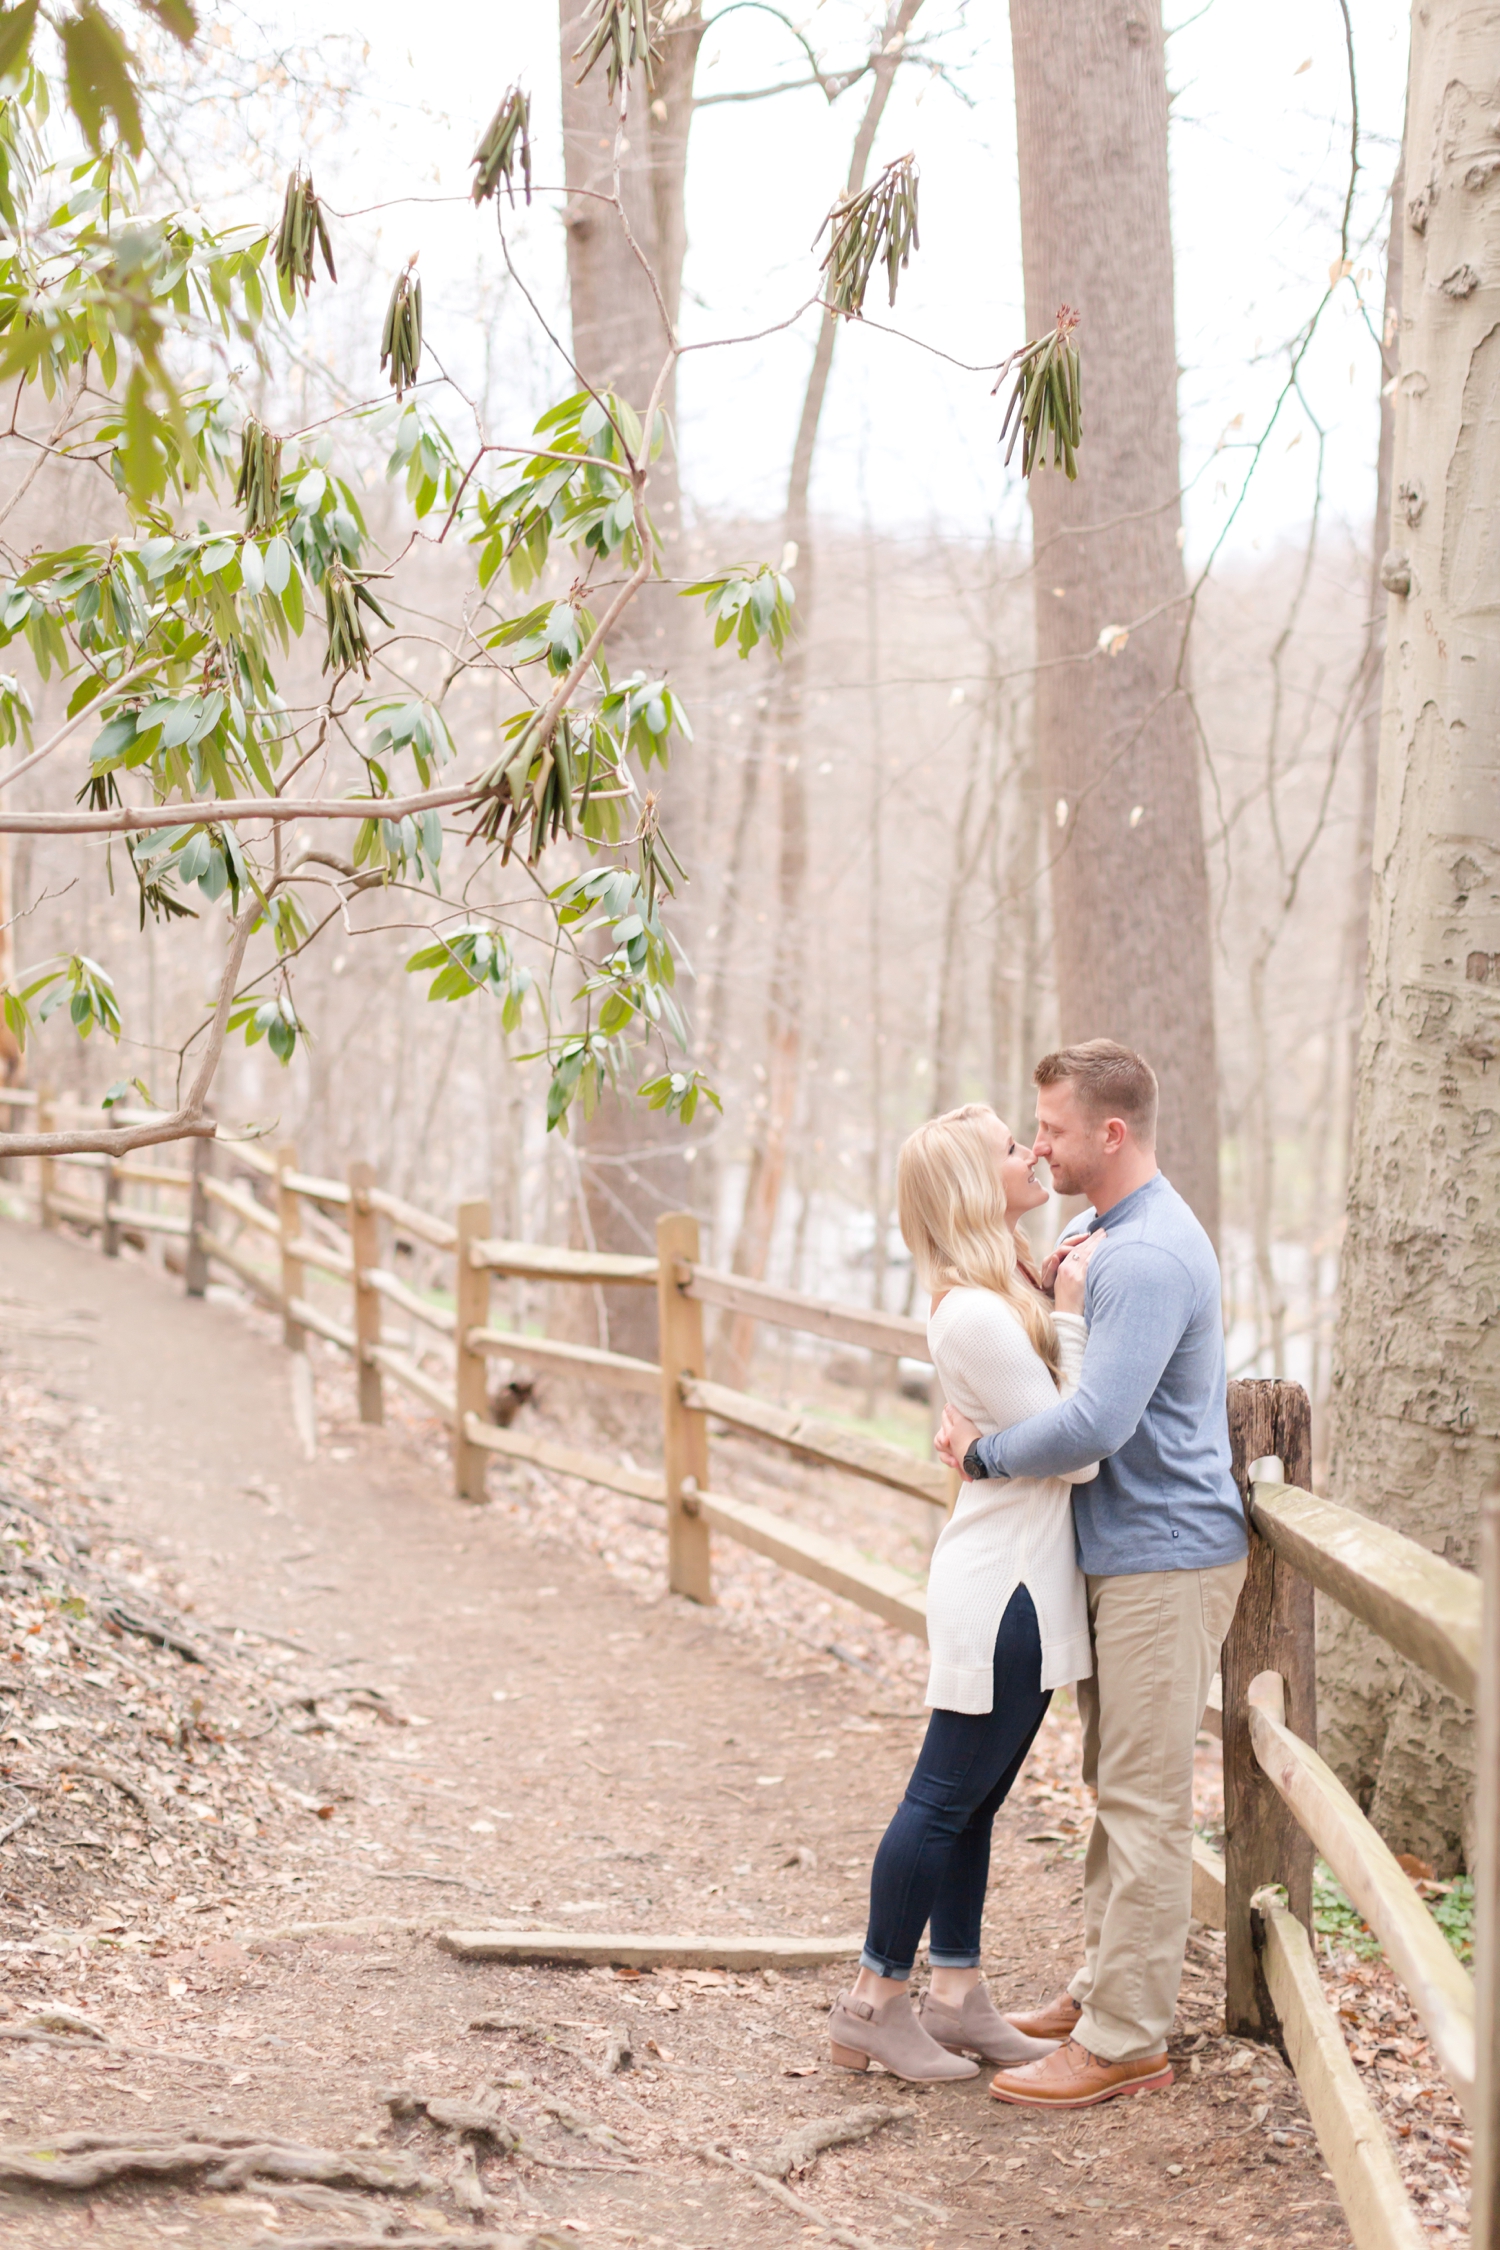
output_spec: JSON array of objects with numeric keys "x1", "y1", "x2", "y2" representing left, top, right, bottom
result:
[
  {"x1": 1319, "y1": 0, "x2": 1500, "y2": 1873},
  {"x1": 0, "y1": 830, "x2": 19, "y2": 1086},
  {"x1": 557, "y1": 0, "x2": 705, "y2": 1359},
  {"x1": 719, "y1": 0, "x2": 925, "y2": 1383},
  {"x1": 1343, "y1": 155, "x2": 1406, "y2": 1099},
  {"x1": 1008, "y1": 0, "x2": 1219, "y2": 1237}
]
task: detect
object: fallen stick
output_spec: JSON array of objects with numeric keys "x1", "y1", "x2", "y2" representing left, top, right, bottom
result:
[
  {"x1": 701, "y1": 2141, "x2": 896, "y2": 2250},
  {"x1": 101, "y1": 1601, "x2": 205, "y2": 1665},
  {"x1": 0, "y1": 1802, "x2": 36, "y2": 1848},
  {"x1": 362, "y1": 1866, "x2": 497, "y2": 1891},
  {"x1": 58, "y1": 1761, "x2": 172, "y2": 1831},
  {"x1": 761, "y1": 2104, "x2": 913, "y2": 2180}
]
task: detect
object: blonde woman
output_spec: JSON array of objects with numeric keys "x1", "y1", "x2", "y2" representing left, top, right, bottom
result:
[{"x1": 827, "y1": 1103, "x2": 1101, "y2": 2084}]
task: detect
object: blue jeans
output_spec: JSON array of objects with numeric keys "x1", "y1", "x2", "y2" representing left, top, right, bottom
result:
[{"x1": 860, "y1": 1584, "x2": 1050, "y2": 1979}]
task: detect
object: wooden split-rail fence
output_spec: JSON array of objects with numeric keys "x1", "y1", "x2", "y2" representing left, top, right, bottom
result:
[{"x1": 5, "y1": 1086, "x2": 1498, "y2": 2250}]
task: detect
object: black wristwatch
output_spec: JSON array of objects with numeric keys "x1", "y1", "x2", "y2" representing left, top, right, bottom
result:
[{"x1": 962, "y1": 1439, "x2": 990, "y2": 1482}]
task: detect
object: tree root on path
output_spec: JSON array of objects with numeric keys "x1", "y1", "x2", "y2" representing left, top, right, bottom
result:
[
  {"x1": 701, "y1": 2139, "x2": 899, "y2": 2250},
  {"x1": 0, "y1": 2129, "x2": 436, "y2": 2196},
  {"x1": 760, "y1": 2103, "x2": 913, "y2": 2180},
  {"x1": 249, "y1": 2235, "x2": 544, "y2": 2250},
  {"x1": 383, "y1": 2086, "x2": 640, "y2": 2177}
]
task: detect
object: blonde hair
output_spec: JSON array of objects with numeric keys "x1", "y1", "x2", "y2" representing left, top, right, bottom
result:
[{"x1": 897, "y1": 1103, "x2": 1061, "y2": 1386}]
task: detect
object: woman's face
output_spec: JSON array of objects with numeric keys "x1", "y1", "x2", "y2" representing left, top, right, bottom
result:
[{"x1": 993, "y1": 1118, "x2": 1049, "y2": 1219}]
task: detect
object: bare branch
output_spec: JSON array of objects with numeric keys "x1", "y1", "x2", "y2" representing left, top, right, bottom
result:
[{"x1": 0, "y1": 779, "x2": 478, "y2": 837}]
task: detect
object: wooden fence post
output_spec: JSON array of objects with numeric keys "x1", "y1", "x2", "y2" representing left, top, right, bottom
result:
[
  {"x1": 1472, "y1": 1486, "x2": 1500, "y2": 2250},
  {"x1": 184, "y1": 1130, "x2": 211, "y2": 1298},
  {"x1": 656, "y1": 1211, "x2": 713, "y2": 1605},
  {"x1": 1222, "y1": 1376, "x2": 1317, "y2": 2038},
  {"x1": 348, "y1": 1159, "x2": 383, "y2": 1426},
  {"x1": 453, "y1": 1198, "x2": 491, "y2": 1500},
  {"x1": 277, "y1": 1145, "x2": 304, "y2": 1351},
  {"x1": 36, "y1": 1087, "x2": 54, "y2": 1228}
]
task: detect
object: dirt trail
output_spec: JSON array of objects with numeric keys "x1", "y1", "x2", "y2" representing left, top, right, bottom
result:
[{"x1": 0, "y1": 1216, "x2": 1359, "y2": 2250}]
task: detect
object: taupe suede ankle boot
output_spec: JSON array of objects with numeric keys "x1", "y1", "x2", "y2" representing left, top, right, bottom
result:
[
  {"x1": 918, "y1": 1983, "x2": 1060, "y2": 2066},
  {"x1": 828, "y1": 1987, "x2": 980, "y2": 2082}
]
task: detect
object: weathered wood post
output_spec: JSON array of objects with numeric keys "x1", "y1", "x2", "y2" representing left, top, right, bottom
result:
[
  {"x1": 656, "y1": 1211, "x2": 713, "y2": 1605},
  {"x1": 35, "y1": 1087, "x2": 55, "y2": 1228},
  {"x1": 184, "y1": 1129, "x2": 211, "y2": 1297},
  {"x1": 1222, "y1": 1377, "x2": 1317, "y2": 2037},
  {"x1": 453, "y1": 1199, "x2": 491, "y2": 1500},
  {"x1": 348, "y1": 1159, "x2": 383, "y2": 1426},
  {"x1": 1472, "y1": 1487, "x2": 1500, "y2": 2250},
  {"x1": 276, "y1": 1145, "x2": 305, "y2": 1351}
]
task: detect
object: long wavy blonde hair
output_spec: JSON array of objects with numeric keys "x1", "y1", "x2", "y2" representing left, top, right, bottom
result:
[{"x1": 897, "y1": 1103, "x2": 1061, "y2": 1386}]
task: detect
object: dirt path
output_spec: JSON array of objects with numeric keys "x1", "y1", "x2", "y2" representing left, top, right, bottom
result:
[{"x1": 0, "y1": 1216, "x2": 1359, "y2": 2250}]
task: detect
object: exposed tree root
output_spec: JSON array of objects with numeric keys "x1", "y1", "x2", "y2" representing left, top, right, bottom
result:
[
  {"x1": 249, "y1": 2235, "x2": 540, "y2": 2250},
  {"x1": 0, "y1": 2129, "x2": 435, "y2": 2195},
  {"x1": 702, "y1": 2139, "x2": 897, "y2": 2250},
  {"x1": 761, "y1": 2102, "x2": 913, "y2": 2179}
]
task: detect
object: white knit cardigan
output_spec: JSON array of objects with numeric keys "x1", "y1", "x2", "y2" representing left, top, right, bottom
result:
[{"x1": 924, "y1": 1289, "x2": 1097, "y2": 1711}]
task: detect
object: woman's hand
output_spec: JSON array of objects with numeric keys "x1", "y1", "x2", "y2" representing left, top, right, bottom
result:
[
  {"x1": 1053, "y1": 1228, "x2": 1105, "y2": 1315},
  {"x1": 935, "y1": 1404, "x2": 981, "y2": 1475}
]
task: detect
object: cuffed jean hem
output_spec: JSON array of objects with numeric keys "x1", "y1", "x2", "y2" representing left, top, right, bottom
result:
[
  {"x1": 859, "y1": 1946, "x2": 914, "y2": 1979},
  {"x1": 927, "y1": 1947, "x2": 982, "y2": 1969}
]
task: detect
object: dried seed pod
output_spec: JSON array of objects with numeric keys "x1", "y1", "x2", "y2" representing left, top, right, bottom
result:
[
  {"x1": 815, "y1": 153, "x2": 919, "y2": 318},
  {"x1": 472, "y1": 86, "x2": 532, "y2": 207},
  {"x1": 995, "y1": 307, "x2": 1081, "y2": 479},
  {"x1": 234, "y1": 417, "x2": 282, "y2": 535},
  {"x1": 274, "y1": 165, "x2": 336, "y2": 301},
  {"x1": 573, "y1": 0, "x2": 657, "y2": 98},
  {"x1": 380, "y1": 259, "x2": 423, "y2": 398}
]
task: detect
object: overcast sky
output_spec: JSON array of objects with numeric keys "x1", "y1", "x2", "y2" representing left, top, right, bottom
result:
[{"x1": 239, "y1": 0, "x2": 1408, "y2": 558}]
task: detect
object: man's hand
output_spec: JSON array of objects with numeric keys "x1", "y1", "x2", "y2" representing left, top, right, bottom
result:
[{"x1": 936, "y1": 1404, "x2": 981, "y2": 1476}]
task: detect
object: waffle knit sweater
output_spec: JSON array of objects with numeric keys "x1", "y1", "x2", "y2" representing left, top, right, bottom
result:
[{"x1": 924, "y1": 1291, "x2": 1096, "y2": 1712}]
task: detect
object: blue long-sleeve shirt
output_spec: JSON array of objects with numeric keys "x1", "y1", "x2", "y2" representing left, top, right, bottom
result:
[{"x1": 972, "y1": 1173, "x2": 1247, "y2": 1576}]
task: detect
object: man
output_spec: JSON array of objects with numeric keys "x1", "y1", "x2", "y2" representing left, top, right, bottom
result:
[{"x1": 935, "y1": 1038, "x2": 1246, "y2": 2110}]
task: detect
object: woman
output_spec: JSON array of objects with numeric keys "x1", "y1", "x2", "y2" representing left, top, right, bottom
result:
[{"x1": 827, "y1": 1103, "x2": 1101, "y2": 2083}]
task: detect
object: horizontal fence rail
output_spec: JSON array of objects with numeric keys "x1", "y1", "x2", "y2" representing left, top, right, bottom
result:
[
  {"x1": 1205, "y1": 1403, "x2": 1491, "y2": 2250},
  {"x1": 1250, "y1": 1478, "x2": 1480, "y2": 1705},
  {"x1": 10, "y1": 1109, "x2": 1497, "y2": 2250}
]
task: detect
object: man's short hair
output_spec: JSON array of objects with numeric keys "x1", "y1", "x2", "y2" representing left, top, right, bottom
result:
[{"x1": 1034, "y1": 1039, "x2": 1159, "y2": 1146}]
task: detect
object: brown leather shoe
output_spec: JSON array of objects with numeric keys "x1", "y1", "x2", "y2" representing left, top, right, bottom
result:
[
  {"x1": 988, "y1": 2038, "x2": 1173, "y2": 2109},
  {"x1": 1003, "y1": 1988, "x2": 1083, "y2": 2040}
]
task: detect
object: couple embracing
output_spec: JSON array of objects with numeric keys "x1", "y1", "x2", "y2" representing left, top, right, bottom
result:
[{"x1": 828, "y1": 1039, "x2": 1247, "y2": 2110}]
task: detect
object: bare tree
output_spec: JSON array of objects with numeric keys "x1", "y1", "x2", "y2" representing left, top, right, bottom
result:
[
  {"x1": 1008, "y1": 0, "x2": 1219, "y2": 1234},
  {"x1": 720, "y1": 0, "x2": 926, "y2": 1383},
  {"x1": 1320, "y1": 0, "x2": 1500, "y2": 1871},
  {"x1": 556, "y1": 0, "x2": 706, "y2": 1358}
]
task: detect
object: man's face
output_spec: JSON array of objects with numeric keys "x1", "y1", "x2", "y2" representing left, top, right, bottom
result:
[{"x1": 1033, "y1": 1079, "x2": 1110, "y2": 1198}]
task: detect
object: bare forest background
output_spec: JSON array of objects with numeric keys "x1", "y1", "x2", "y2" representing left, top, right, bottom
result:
[{"x1": 0, "y1": 0, "x2": 1402, "y2": 1479}]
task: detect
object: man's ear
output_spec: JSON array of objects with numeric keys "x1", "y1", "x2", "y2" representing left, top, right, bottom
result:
[{"x1": 1102, "y1": 1116, "x2": 1128, "y2": 1154}]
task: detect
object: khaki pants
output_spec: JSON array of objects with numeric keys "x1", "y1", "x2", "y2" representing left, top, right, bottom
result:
[{"x1": 1069, "y1": 1558, "x2": 1246, "y2": 2061}]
